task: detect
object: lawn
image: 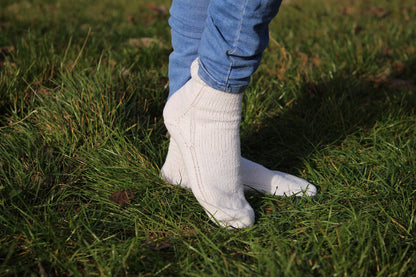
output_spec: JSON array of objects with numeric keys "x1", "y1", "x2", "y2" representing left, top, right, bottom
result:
[{"x1": 1, "y1": 0, "x2": 415, "y2": 276}]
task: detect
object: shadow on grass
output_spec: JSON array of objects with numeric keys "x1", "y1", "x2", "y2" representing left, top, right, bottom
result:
[
  {"x1": 0, "y1": 47, "x2": 14, "y2": 127},
  {"x1": 241, "y1": 58, "x2": 416, "y2": 173}
]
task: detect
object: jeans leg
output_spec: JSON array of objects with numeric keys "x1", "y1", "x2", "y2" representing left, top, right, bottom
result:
[
  {"x1": 198, "y1": 0, "x2": 282, "y2": 93},
  {"x1": 168, "y1": 0, "x2": 210, "y2": 98}
]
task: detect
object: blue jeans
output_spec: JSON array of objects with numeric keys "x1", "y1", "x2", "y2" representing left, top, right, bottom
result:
[{"x1": 168, "y1": 0, "x2": 282, "y2": 97}]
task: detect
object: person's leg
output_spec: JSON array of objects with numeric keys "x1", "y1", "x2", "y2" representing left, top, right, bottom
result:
[
  {"x1": 197, "y1": 0, "x2": 283, "y2": 93},
  {"x1": 168, "y1": 0, "x2": 209, "y2": 98},
  {"x1": 163, "y1": 0, "x2": 316, "y2": 228},
  {"x1": 164, "y1": 0, "x2": 285, "y2": 228},
  {"x1": 168, "y1": 0, "x2": 282, "y2": 96}
]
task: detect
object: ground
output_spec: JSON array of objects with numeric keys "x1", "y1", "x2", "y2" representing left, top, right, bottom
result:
[{"x1": 0, "y1": 0, "x2": 415, "y2": 275}]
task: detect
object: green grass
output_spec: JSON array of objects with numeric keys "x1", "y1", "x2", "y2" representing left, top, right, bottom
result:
[{"x1": 1, "y1": 0, "x2": 415, "y2": 275}]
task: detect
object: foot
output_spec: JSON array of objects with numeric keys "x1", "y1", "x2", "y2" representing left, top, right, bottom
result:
[
  {"x1": 162, "y1": 59, "x2": 254, "y2": 228},
  {"x1": 162, "y1": 130, "x2": 316, "y2": 197}
]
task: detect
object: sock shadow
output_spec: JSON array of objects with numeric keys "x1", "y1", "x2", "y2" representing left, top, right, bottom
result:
[{"x1": 241, "y1": 57, "x2": 416, "y2": 175}]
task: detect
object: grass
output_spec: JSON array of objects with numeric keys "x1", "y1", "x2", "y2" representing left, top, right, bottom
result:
[{"x1": 1, "y1": 0, "x2": 415, "y2": 275}]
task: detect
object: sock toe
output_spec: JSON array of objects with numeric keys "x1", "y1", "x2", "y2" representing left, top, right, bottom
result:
[{"x1": 271, "y1": 171, "x2": 317, "y2": 197}]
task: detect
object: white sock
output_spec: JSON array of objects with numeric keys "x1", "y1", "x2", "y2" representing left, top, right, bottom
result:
[
  {"x1": 162, "y1": 139, "x2": 316, "y2": 197},
  {"x1": 240, "y1": 158, "x2": 317, "y2": 196},
  {"x1": 163, "y1": 59, "x2": 254, "y2": 228},
  {"x1": 161, "y1": 139, "x2": 192, "y2": 190}
]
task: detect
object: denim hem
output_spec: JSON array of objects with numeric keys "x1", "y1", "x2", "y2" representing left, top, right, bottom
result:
[{"x1": 198, "y1": 62, "x2": 247, "y2": 94}]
